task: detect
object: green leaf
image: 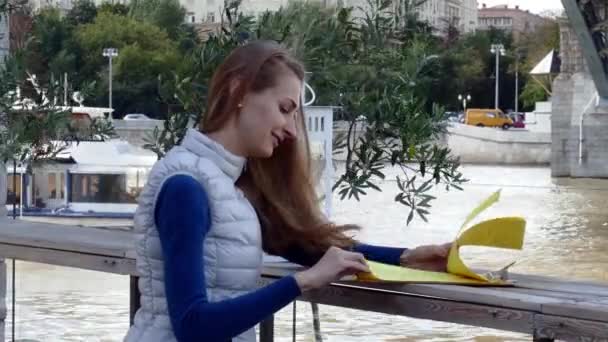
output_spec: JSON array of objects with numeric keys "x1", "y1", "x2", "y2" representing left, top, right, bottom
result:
[
  {"x1": 367, "y1": 182, "x2": 381, "y2": 192},
  {"x1": 416, "y1": 208, "x2": 429, "y2": 216},
  {"x1": 417, "y1": 195, "x2": 435, "y2": 208},
  {"x1": 451, "y1": 183, "x2": 464, "y2": 191},
  {"x1": 352, "y1": 188, "x2": 360, "y2": 201},
  {"x1": 407, "y1": 210, "x2": 414, "y2": 225},
  {"x1": 418, "y1": 179, "x2": 433, "y2": 193},
  {"x1": 417, "y1": 210, "x2": 428, "y2": 222}
]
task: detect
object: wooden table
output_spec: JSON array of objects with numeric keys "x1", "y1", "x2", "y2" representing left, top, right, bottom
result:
[{"x1": 0, "y1": 218, "x2": 607, "y2": 341}]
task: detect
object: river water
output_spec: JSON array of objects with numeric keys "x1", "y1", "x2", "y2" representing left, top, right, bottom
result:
[{"x1": 4, "y1": 165, "x2": 608, "y2": 341}]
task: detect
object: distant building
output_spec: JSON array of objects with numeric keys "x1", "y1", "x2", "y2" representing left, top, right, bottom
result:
[
  {"x1": 24, "y1": 0, "x2": 479, "y2": 36},
  {"x1": 180, "y1": 0, "x2": 479, "y2": 34},
  {"x1": 29, "y1": 0, "x2": 73, "y2": 13},
  {"x1": 416, "y1": 0, "x2": 478, "y2": 34},
  {"x1": 478, "y1": 3, "x2": 553, "y2": 40},
  {"x1": 181, "y1": 0, "x2": 288, "y2": 26},
  {"x1": 0, "y1": 14, "x2": 8, "y2": 63},
  {"x1": 0, "y1": 10, "x2": 32, "y2": 59}
]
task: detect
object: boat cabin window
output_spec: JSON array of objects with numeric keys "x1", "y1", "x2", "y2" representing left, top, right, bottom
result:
[
  {"x1": 48, "y1": 173, "x2": 57, "y2": 199},
  {"x1": 70, "y1": 174, "x2": 135, "y2": 204}
]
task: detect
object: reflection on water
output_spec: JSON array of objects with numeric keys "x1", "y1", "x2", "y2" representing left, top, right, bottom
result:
[{"x1": 4, "y1": 165, "x2": 608, "y2": 341}]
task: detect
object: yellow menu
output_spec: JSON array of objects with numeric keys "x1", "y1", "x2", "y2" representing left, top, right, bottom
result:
[{"x1": 357, "y1": 190, "x2": 526, "y2": 286}]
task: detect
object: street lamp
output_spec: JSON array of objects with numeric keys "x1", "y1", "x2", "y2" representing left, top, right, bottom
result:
[
  {"x1": 458, "y1": 94, "x2": 471, "y2": 112},
  {"x1": 490, "y1": 43, "x2": 506, "y2": 110},
  {"x1": 102, "y1": 47, "x2": 118, "y2": 120}
]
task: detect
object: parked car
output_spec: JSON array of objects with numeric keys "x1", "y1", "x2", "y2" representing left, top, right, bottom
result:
[
  {"x1": 123, "y1": 113, "x2": 151, "y2": 120},
  {"x1": 444, "y1": 111, "x2": 460, "y2": 122},
  {"x1": 465, "y1": 108, "x2": 513, "y2": 130},
  {"x1": 509, "y1": 113, "x2": 526, "y2": 129}
]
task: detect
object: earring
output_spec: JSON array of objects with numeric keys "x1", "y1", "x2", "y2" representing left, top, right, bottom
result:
[{"x1": 237, "y1": 103, "x2": 243, "y2": 108}]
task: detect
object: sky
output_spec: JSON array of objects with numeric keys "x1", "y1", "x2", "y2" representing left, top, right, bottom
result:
[{"x1": 478, "y1": 0, "x2": 564, "y2": 15}]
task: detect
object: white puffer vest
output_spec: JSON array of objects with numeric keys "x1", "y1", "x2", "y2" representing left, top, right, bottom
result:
[{"x1": 125, "y1": 129, "x2": 263, "y2": 342}]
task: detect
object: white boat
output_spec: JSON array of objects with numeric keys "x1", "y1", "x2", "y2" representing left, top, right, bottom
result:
[{"x1": 5, "y1": 139, "x2": 157, "y2": 217}]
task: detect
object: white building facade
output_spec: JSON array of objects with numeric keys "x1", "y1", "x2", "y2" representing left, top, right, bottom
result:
[
  {"x1": 25, "y1": 0, "x2": 478, "y2": 34},
  {"x1": 29, "y1": 0, "x2": 74, "y2": 13},
  {"x1": 180, "y1": 0, "x2": 290, "y2": 25},
  {"x1": 0, "y1": 13, "x2": 9, "y2": 63},
  {"x1": 415, "y1": 0, "x2": 478, "y2": 33}
]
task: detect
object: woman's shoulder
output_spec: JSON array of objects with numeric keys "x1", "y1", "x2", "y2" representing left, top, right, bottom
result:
[
  {"x1": 161, "y1": 174, "x2": 206, "y2": 198},
  {"x1": 154, "y1": 174, "x2": 210, "y2": 225}
]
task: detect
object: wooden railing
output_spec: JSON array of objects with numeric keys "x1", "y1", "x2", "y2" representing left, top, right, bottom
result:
[{"x1": 0, "y1": 218, "x2": 607, "y2": 341}]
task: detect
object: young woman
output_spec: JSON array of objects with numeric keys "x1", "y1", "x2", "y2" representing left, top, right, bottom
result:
[{"x1": 125, "y1": 40, "x2": 451, "y2": 342}]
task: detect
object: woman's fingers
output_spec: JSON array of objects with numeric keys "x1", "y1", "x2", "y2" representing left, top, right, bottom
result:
[
  {"x1": 341, "y1": 259, "x2": 371, "y2": 274},
  {"x1": 433, "y1": 245, "x2": 448, "y2": 258},
  {"x1": 343, "y1": 251, "x2": 368, "y2": 265},
  {"x1": 421, "y1": 243, "x2": 451, "y2": 258},
  {"x1": 342, "y1": 251, "x2": 364, "y2": 260},
  {"x1": 440, "y1": 243, "x2": 452, "y2": 256}
]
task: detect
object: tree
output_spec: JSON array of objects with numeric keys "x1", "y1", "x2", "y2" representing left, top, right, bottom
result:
[
  {"x1": 377, "y1": 0, "x2": 432, "y2": 42},
  {"x1": 145, "y1": 5, "x2": 251, "y2": 156},
  {"x1": 431, "y1": 28, "x2": 518, "y2": 111},
  {"x1": 147, "y1": 1, "x2": 466, "y2": 225},
  {"x1": 97, "y1": 2, "x2": 129, "y2": 16},
  {"x1": 75, "y1": 12, "x2": 182, "y2": 117},
  {"x1": 0, "y1": 0, "x2": 28, "y2": 15},
  {"x1": 514, "y1": 21, "x2": 559, "y2": 111},
  {"x1": 129, "y1": 0, "x2": 186, "y2": 41},
  {"x1": 520, "y1": 80, "x2": 548, "y2": 109},
  {"x1": 440, "y1": 16, "x2": 461, "y2": 49},
  {"x1": 65, "y1": 0, "x2": 97, "y2": 26},
  {"x1": 25, "y1": 8, "x2": 73, "y2": 78}
]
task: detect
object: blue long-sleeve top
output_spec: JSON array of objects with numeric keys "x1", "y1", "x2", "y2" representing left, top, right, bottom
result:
[{"x1": 155, "y1": 174, "x2": 407, "y2": 342}]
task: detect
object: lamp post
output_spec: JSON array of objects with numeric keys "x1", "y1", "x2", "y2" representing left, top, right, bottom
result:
[
  {"x1": 458, "y1": 94, "x2": 471, "y2": 112},
  {"x1": 102, "y1": 48, "x2": 118, "y2": 120},
  {"x1": 490, "y1": 43, "x2": 506, "y2": 110}
]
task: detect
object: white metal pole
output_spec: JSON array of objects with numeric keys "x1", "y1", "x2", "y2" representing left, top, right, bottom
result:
[
  {"x1": 63, "y1": 73, "x2": 68, "y2": 106},
  {"x1": 515, "y1": 55, "x2": 519, "y2": 114},
  {"x1": 109, "y1": 55, "x2": 113, "y2": 114},
  {"x1": 19, "y1": 171, "x2": 22, "y2": 218}
]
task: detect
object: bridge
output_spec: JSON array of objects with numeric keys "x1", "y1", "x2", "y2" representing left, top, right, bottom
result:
[{"x1": 552, "y1": 0, "x2": 608, "y2": 178}]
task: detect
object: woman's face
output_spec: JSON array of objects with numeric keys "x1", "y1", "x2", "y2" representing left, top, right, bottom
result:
[{"x1": 235, "y1": 70, "x2": 302, "y2": 158}]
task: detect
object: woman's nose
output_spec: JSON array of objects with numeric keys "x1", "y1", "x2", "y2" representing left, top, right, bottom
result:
[{"x1": 283, "y1": 114, "x2": 297, "y2": 140}]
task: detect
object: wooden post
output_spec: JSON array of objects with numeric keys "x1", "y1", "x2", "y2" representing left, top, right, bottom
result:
[
  {"x1": 0, "y1": 259, "x2": 5, "y2": 342},
  {"x1": 311, "y1": 302, "x2": 322, "y2": 341},
  {"x1": 259, "y1": 315, "x2": 274, "y2": 342},
  {"x1": 129, "y1": 276, "x2": 140, "y2": 326}
]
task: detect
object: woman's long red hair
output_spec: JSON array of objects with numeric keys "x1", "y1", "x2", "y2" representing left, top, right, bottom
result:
[{"x1": 201, "y1": 40, "x2": 357, "y2": 259}]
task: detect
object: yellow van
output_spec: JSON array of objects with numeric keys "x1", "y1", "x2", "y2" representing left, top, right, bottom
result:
[{"x1": 465, "y1": 109, "x2": 513, "y2": 129}]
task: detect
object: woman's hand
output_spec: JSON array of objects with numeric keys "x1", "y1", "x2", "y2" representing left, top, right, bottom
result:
[
  {"x1": 294, "y1": 246, "x2": 370, "y2": 292},
  {"x1": 399, "y1": 243, "x2": 452, "y2": 272}
]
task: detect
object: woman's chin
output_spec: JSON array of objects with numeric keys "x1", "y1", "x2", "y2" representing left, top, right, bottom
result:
[{"x1": 251, "y1": 146, "x2": 275, "y2": 159}]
